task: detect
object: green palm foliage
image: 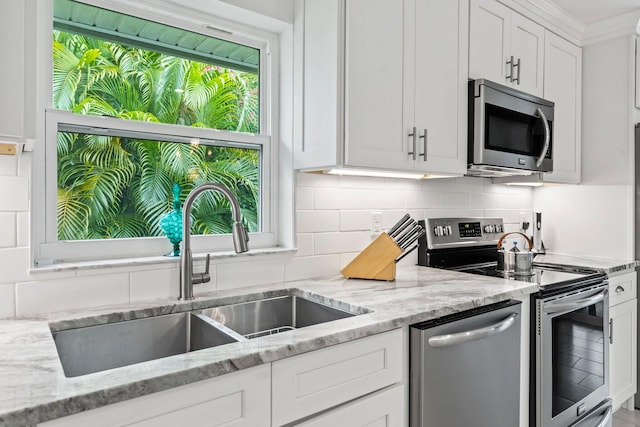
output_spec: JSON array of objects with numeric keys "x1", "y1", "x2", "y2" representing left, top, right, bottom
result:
[{"x1": 53, "y1": 30, "x2": 260, "y2": 241}]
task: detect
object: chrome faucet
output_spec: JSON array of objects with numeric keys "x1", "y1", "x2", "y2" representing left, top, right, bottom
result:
[{"x1": 180, "y1": 182, "x2": 250, "y2": 300}]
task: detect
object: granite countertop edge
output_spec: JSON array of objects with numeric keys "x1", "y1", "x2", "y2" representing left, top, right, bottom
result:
[{"x1": 1, "y1": 255, "x2": 636, "y2": 426}]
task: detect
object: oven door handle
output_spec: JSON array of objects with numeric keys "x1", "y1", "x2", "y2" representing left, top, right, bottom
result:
[
  {"x1": 593, "y1": 405, "x2": 613, "y2": 427},
  {"x1": 543, "y1": 290, "x2": 607, "y2": 315},
  {"x1": 427, "y1": 313, "x2": 518, "y2": 348},
  {"x1": 535, "y1": 107, "x2": 550, "y2": 167}
]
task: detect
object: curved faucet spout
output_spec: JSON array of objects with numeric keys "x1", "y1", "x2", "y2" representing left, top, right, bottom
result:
[{"x1": 180, "y1": 182, "x2": 250, "y2": 300}]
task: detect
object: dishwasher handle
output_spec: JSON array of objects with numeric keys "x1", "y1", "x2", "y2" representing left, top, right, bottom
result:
[{"x1": 427, "y1": 313, "x2": 519, "y2": 348}]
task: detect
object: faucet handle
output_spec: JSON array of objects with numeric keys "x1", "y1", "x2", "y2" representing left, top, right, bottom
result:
[{"x1": 192, "y1": 253, "x2": 211, "y2": 285}]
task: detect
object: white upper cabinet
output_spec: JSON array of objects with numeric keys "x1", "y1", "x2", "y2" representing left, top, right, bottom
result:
[
  {"x1": 543, "y1": 31, "x2": 582, "y2": 184},
  {"x1": 469, "y1": 0, "x2": 544, "y2": 96},
  {"x1": 295, "y1": 0, "x2": 468, "y2": 176}
]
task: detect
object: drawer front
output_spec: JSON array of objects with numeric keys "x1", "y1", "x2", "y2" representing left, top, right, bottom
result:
[
  {"x1": 39, "y1": 364, "x2": 271, "y2": 427},
  {"x1": 609, "y1": 271, "x2": 637, "y2": 306},
  {"x1": 295, "y1": 384, "x2": 405, "y2": 427},
  {"x1": 271, "y1": 329, "x2": 403, "y2": 426}
]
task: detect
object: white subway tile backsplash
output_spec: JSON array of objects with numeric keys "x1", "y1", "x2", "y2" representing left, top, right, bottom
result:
[
  {"x1": 314, "y1": 187, "x2": 405, "y2": 210},
  {"x1": 340, "y1": 211, "x2": 371, "y2": 231},
  {"x1": 440, "y1": 192, "x2": 469, "y2": 208},
  {"x1": 0, "y1": 213, "x2": 16, "y2": 247},
  {"x1": 0, "y1": 284, "x2": 15, "y2": 318},
  {"x1": 16, "y1": 274, "x2": 130, "y2": 316},
  {"x1": 296, "y1": 187, "x2": 313, "y2": 210},
  {"x1": 16, "y1": 212, "x2": 28, "y2": 247},
  {"x1": 314, "y1": 231, "x2": 371, "y2": 255},
  {"x1": 297, "y1": 210, "x2": 339, "y2": 233},
  {"x1": 217, "y1": 259, "x2": 284, "y2": 290},
  {"x1": 284, "y1": 255, "x2": 341, "y2": 282},
  {"x1": 130, "y1": 267, "x2": 180, "y2": 301},
  {"x1": 0, "y1": 247, "x2": 30, "y2": 284},
  {"x1": 296, "y1": 172, "x2": 339, "y2": 188},
  {"x1": 0, "y1": 176, "x2": 28, "y2": 212},
  {"x1": 295, "y1": 233, "x2": 314, "y2": 257},
  {"x1": 17, "y1": 152, "x2": 31, "y2": 178},
  {"x1": 0, "y1": 155, "x2": 18, "y2": 176},
  {"x1": 405, "y1": 190, "x2": 441, "y2": 209}
]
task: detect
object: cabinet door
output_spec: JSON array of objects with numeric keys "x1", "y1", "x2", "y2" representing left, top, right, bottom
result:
[
  {"x1": 610, "y1": 299, "x2": 637, "y2": 409},
  {"x1": 295, "y1": 384, "x2": 405, "y2": 427},
  {"x1": 344, "y1": 0, "x2": 411, "y2": 170},
  {"x1": 543, "y1": 31, "x2": 582, "y2": 184},
  {"x1": 413, "y1": 0, "x2": 467, "y2": 175},
  {"x1": 39, "y1": 365, "x2": 271, "y2": 427},
  {"x1": 469, "y1": 0, "x2": 511, "y2": 84},
  {"x1": 510, "y1": 13, "x2": 544, "y2": 96},
  {"x1": 271, "y1": 329, "x2": 403, "y2": 426}
]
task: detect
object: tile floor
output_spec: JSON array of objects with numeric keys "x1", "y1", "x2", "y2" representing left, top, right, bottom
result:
[{"x1": 614, "y1": 408, "x2": 640, "y2": 427}]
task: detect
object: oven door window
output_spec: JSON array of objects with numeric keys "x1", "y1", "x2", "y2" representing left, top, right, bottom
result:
[
  {"x1": 551, "y1": 300, "x2": 605, "y2": 417},
  {"x1": 484, "y1": 103, "x2": 552, "y2": 158}
]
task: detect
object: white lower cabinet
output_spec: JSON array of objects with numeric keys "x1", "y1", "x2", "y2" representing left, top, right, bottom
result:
[
  {"x1": 608, "y1": 272, "x2": 637, "y2": 410},
  {"x1": 296, "y1": 385, "x2": 405, "y2": 427},
  {"x1": 271, "y1": 329, "x2": 404, "y2": 426},
  {"x1": 39, "y1": 329, "x2": 404, "y2": 426},
  {"x1": 39, "y1": 364, "x2": 271, "y2": 427}
]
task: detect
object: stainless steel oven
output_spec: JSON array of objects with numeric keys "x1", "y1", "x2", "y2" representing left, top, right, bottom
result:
[
  {"x1": 535, "y1": 280, "x2": 612, "y2": 427},
  {"x1": 416, "y1": 217, "x2": 613, "y2": 427},
  {"x1": 467, "y1": 79, "x2": 555, "y2": 177}
]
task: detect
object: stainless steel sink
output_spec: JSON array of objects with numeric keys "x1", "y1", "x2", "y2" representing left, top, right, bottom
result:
[
  {"x1": 201, "y1": 295, "x2": 359, "y2": 339},
  {"x1": 52, "y1": 312, "x2": 243, "y2": 377}
]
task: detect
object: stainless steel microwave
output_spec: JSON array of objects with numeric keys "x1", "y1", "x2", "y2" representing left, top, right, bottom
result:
[{"x1": 467, "y1": 79, "x2": 554, "y2": 177}]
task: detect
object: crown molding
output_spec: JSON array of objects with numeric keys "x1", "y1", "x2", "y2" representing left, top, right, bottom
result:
[
  {"x1": 499, "y1": 0, "x2": 585, "y2": 45},
  {"x1": 582, "y1": 9, "x2": 640, "y2": 46}
]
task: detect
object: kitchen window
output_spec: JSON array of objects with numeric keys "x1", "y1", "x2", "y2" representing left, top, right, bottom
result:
[{"x1": 35, "y1": 0, "x2": 281, "y2": 264}]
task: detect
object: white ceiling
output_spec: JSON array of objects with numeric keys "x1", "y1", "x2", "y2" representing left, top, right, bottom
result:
[{"x1": 550, "y1": 0, "x2": 640, "y2": 24}]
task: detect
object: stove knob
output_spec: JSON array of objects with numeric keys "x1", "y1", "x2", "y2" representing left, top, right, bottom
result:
[
  {"x1": 483, "y1": 225, "x2": 491, "y2": 233},
  {"x1": 433, "y1": 226, "x2": 443, "y2": 237},
  {"x1": 446, "y1": 225, "x2": 452, "y2": 236},
  {"x1": 495, "y1": 224, "x2": 503, "y2": 233}
]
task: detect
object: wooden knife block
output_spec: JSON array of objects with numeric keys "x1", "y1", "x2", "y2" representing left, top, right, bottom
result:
[{"x1": 341, "y1": 233, "x2": 403, "y2": 281}]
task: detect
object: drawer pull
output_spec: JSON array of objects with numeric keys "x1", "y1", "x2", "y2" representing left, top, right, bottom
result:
[{"x1": 615, "y1": 285, "x2": 625, "y2": 293}]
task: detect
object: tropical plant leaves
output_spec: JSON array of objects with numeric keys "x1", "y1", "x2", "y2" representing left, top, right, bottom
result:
[{"x1": 53, "y1": 30, "x2": 261, "y2": 241}]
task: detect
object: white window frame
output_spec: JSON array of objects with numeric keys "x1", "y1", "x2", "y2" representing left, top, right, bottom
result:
[{"x1": 33, "y1": 0, "x2": 284, "y2": 265}]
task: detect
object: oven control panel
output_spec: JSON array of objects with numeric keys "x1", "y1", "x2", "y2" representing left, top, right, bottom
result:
[{"x1": 421, "y1": 217, "x2": 504, "y2": 250}]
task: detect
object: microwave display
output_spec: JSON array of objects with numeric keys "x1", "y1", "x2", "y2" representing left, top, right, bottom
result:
[{"x1": 485, "y1": 103, "x2": 552, "y2": 159}]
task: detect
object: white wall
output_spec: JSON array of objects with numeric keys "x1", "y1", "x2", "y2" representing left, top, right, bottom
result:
[{"x1": 533, "y1": 34, "x2": 636, "y2": 260}]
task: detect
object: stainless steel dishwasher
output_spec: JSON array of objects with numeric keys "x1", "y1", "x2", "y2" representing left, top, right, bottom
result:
[{"x1": 410, "y1": 300, "x2": 522, "y2": 426}]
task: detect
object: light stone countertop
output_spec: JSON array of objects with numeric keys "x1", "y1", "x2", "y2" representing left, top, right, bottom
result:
[
  {"x1": 533, "y1": 253, "x2": 639, "y2": 274},
  {"x1": 0, "y1": 265, "x2": 541, "y2": 426}
]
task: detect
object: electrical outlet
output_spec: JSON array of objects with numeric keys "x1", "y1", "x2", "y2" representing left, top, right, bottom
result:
[
  {"x1": 371, "y1": 212, "x2": 383, "y2": 234},
  {"x1": 519, "y1": 212, "x2": 529, "y2": 232}
]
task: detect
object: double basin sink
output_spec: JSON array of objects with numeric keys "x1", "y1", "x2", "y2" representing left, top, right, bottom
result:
[{"x1": 51, "y1": 291, "x2": 367, "y2": 377}]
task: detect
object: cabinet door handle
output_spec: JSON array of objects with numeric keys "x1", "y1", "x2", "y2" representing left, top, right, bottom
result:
[
  {"x1": 615, "y1": 285, "x2": 625, "y2": 293},
  {"x1": 506, "y1": 55, "x2": 514, "y2": 82},
  {"x1": 419, "y1": 128, "x2": 427, "y2": 162},
  {"x1": 609, "y1": 318, "x2": 613, "y2": 344},
  {"x1": 513, "y1": 58, "x2": 521, "y2": 84},
  {"x1": 408, "y1": 127, "x2": 417, "y2": 160}
]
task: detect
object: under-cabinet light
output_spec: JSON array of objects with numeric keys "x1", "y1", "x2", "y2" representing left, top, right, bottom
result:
[{"x1": 324, "y1": 169, "x2": 454, "y2": 180}]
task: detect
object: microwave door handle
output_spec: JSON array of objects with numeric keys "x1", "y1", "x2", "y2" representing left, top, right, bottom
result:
[
  {"x1": 535, "y1": 107, "x2": 550, "y2": 167},
  {"x1": 542, "y1": 290, "x2": 607, "y2": 315}
]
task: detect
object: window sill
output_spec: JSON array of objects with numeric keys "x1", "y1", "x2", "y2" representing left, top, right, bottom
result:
[{"x1": 30, "y1": 247, "x2": 297, "y2": 274}]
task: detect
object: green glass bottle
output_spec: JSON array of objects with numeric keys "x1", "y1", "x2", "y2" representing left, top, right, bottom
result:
[{"x1": 159, "y1": 183, "x2": 183, "y2": 257}]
